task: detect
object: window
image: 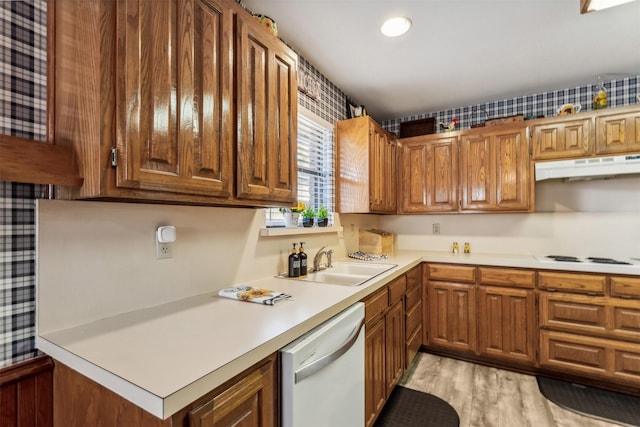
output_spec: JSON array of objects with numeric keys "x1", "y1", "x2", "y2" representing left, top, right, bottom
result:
[{"x1": 266, "y1": 107, "x2": 334, "y2": 226}]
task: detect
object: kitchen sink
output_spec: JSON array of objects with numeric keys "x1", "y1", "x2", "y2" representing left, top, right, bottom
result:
[{"x1": 282, "y1": 261, "x2": 397, "y2": 286}]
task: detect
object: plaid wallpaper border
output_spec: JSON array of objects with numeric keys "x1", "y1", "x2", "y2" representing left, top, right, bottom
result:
[{"x1": 382, "y1": 76, "x2": 640, "y2": 136}]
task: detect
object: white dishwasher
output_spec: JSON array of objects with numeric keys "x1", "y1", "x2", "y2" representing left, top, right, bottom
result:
[{"x1": 280, "y1": 302, "x2": 365, "y2": 427}]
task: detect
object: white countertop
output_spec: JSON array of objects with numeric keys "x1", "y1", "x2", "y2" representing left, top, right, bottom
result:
[{"x1": 36, "y1": 250, "x2": 640, "y2": 419}]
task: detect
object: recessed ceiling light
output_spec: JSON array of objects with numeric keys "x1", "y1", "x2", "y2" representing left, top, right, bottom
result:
[
  {"x1": 581, "y1": 0, "x2": 637, "y2": 13},
  {"x1": 381, "y1": 17, "x2": 412, "y2": 37}
]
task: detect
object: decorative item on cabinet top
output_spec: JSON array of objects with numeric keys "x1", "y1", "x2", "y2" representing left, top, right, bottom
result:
[
  {"x1": 252, "y1": 14, "x2": 278, "y2": 36},
  {"x1": 346, "y1": 98, "x2": 367, "y2": 118},
  {"x1": 298, "y1": 67, "x2": 320, "y2": 101},
  {"x1": 399, "y1": 117, "x2": 435, "y2": 138}
]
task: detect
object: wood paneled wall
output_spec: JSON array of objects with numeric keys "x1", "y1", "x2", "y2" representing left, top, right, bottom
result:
[{"x1": 0, "y1": 355, "x2": 53, "y2": 427}]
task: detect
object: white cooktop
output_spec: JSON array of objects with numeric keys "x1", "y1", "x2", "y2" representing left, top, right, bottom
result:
[{"x1": 534, "y1": 255, "x2": 640, "y2": 268}]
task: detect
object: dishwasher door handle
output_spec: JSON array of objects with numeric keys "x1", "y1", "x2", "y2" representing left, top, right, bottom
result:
[{"x1": 294, "y1": 318, "x2": 365, "y2": 384}]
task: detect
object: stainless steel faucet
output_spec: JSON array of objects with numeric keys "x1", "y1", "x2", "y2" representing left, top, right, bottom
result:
[{"x1": 313, "y1": 246, "x2": 333, "y2": 271}]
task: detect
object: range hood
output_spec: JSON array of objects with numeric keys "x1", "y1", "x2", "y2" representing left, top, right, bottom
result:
[{"x1": 535, "y1": 154, "x2": 640, "y2": 181}]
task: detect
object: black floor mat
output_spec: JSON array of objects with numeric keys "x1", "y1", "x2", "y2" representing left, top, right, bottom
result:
[
  {"x1": 537, "y1": 376, "x2": 640, "y2": 426},
  {"x1": 374, "y1": 385, "x2": 460, "y2": 427}
]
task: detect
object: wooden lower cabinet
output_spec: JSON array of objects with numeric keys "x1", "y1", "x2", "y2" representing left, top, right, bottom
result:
[
  {"x1": 405, "y1": 265, "x2": 423, "y2": 366},
  {"x1": 53, "y1": 353, "x2": 278, "y2": 427},
  {"x1": 187, "y1": 354, "x2": 277, "y2": 427},
  {"x1": 478, "y1": 286, "x2": 536, "y2": 364},
  {"x1": 428, "y1": 280, "x2": 477, "y2": 353},
  {"x1": 363, "y1": 273, "x2": 410, "y2": 427},
  {"x1": 385, "y1": 298, "x2": 405, "y2": 397},
  {"x1": 364, "y1": 314, "x2": 386, "y2": 427},
  {"x1": 539, "y1": 282, "x2": 640, "y2": 390}
]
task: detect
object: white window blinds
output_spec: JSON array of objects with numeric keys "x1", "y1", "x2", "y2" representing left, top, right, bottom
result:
[
  {"x1": 297, "y1": 109, "x2": 335, "y2": 216},
  {"x1": 266, "y1": 108, "x2": 334, "y2": 225}
]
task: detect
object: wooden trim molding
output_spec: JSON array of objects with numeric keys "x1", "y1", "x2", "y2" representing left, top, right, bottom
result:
[
  {"x1": 0, "y1": 355, "x2": 54, "y2": 427},
  {"x1": 0, "y1": 134, "x2": 83, "y2": 186}
]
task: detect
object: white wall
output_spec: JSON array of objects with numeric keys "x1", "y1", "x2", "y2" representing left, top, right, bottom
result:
[
  {"x1": 37, "y1": 200, "x2": 349, "y2": 332},
  {"x1": 376, "y1": 177, "x2": 640, "y2": 258},
  {"x1": 37, "y1": 177, "x2": 640, "y2": 332}
]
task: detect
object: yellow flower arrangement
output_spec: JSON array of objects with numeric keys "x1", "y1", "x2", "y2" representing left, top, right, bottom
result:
[{"x1": 280, "y1": 200, "x2": 306, "y2": 213}]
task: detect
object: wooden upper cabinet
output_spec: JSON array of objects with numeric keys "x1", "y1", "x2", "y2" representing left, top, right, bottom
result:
[
  {"x1": 116, "y1": 0, "x2": 234, "y2": 198},
  {"x1": 236, "y1": 12, "x2": 298, "y2": 203},
  {"x1": 460, "y1": 126, "x2": 531, "y2": 211},
  {"x1": 595, "y1": 106, "x2": 640, "y2": 155},
  {"x1": 399, "y1": 135, "x2": 458, "y2": 213},
  {"x1": 336, "y1": 116, "x2": 397, "y2": 214},
  {"x1": 531, "y1": 116, "x2": 592, "y2": 160},
  {"x1": 54, "y1": 0, "x2": 296, "y2": 206}
]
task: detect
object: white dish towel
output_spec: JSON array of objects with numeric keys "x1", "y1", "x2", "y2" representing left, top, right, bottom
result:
[{"x1": 218, "y1": 285, "x2": 293, "y2": 305}]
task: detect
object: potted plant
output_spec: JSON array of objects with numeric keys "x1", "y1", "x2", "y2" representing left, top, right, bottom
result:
[
  {"x1": 316, "y1": 205, "x2": 329, "y2": 227},
  {"x1": 280, "y1": 201, "x2": 305, "y2": 228},
  {"x1": 301, "y1": 207, "x2": 316, "y2": 227}
]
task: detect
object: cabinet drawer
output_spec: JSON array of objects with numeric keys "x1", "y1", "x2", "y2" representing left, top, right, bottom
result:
[
  {"x1": 479, "y1": 267, "x2": 534, "y2": 288},
  {"x1": 612, "y1": 303, "x2": 640, "y2": 337},
  {"x1": 611, "y1": 276, "x2": 640, "y2": 299},
  {"x1": 540, "y1": 293, "x2": 607, "y2": 334},
  {"x1": 540, "y1": 330, "x2": 640, "y2": 385},
  {"x1": 364, "y1": 287, "x2": 388, "y2": 323},
  {"x1": 406, "y1": 265, "x2": 422, "y2": 291},
  {"x1": 540, "y1": 330, "x2": 607, "y2": 375},
  {"x1": 540, "y1": 293, "x2": 640, "y2": 340},
  {"x1": 538, "y1": 271, "x2": 606, "y2": 294},
  {"x1": 405, "y1": 299, "x2": 422, "y2": 335},
  {"x1": 405, "y1": 285, "x2": 421, "y2": 310},
  {"x1": 427, "y1": 264, "x2": 475, "y2": 283},
  {"x1": 388, "y1": 275, "x2": 407, "y2": 303}
]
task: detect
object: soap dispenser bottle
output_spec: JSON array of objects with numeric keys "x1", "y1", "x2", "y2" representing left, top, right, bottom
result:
[
  {"x1": 299, "y1": 242, "x2": 308, "y2": 277},
  {"x1": 288, "y1": 243, "x2": 300, "y2": 277}
]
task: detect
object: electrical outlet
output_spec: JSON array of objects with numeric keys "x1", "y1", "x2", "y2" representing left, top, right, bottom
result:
[
  {"x1": 432, "y1": 223, "x2": 440, "y2": 235},
  {"x1": 156, "y1": 241, "x2": 173, "y2": 259}
]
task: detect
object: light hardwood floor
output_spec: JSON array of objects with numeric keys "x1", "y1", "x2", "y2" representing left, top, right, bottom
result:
[{"x1": 399, "y1": 352, "x2": 628, "y2": 427}]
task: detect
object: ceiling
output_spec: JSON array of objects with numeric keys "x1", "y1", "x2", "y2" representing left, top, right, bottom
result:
[{"x1": 240, "y1": 0, "x2": 640, "y2": 121}]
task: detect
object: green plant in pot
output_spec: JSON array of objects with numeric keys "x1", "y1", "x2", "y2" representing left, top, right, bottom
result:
[
  {"x1": 316, "y1": 205, "x2": 329, "y2": 227},
  {"x1": 301, "y1": 207, "x2": 315, "y2": 227}
]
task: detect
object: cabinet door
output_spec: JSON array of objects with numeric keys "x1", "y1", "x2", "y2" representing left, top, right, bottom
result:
[
  {"x1": 236, "y1": 13, "x2": 297, "y2": 203},
  {"x1": 595, "y1": 108, "x2": 640, "y2": 155},
  {"x1": 478, "y1": 286, "x2": 535, "y2": 364},
  {"x1": 385, "y1": 298, "x2": 405, "y2": 397},
  {"x1": 188, "y1": 355, "x2": 277, "y2": 427},
  {"x1": 531, "y1": 118, "x2": 592, "y2": 160},
  {"x1": 383, "y1": 134, "x2": 397, "y2": 212},
  {"x1": 428, "y1": 281, "x2": 476, "y2": 353},
  {"x1": 116, "y1": 0, "x2": 233, "y2": 197},
  {"x1": 369, "y1": 123, "x2": 396, "y2": 213},
  {"x1": 460, "y1": 132, "x2": 493, "y2": 210},
  {"x1": 460, "y1": 128, "x2": 530, "y2": 211},
  {"x1": 400, "y1": 136, "x2": 458, "y2": 213},
  {"x1": 369, "y1": 125, "x2": 386, "y2": 211},
  {"x1": 493, "y1": 128, "x2": 530, "y2": 210},
  {"x1": 364, "y1": 318, "x2": 386, "y2": 427}
]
